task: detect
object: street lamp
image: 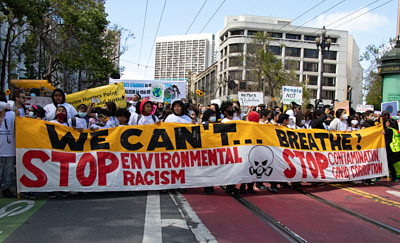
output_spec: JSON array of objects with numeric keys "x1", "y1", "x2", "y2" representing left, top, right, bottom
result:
[{"x1": 315, "y1": 26, "x2": 332, "y2": 108}]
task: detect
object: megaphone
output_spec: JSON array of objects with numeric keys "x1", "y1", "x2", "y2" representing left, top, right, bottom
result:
[{"x1": 0, "y1": 101, "x2": 14, "y2": 111}]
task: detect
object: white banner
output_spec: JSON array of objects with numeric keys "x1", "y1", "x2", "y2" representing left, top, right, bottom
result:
[
  {"x1": 282, "y1": 86, "x2": 303, "y2": 105},
  {"x1": 110, "y1": 79, "x2": 186, "y2": 104},
  {"x1": 238, "y1": 92, "x2": 264, "y2": 106},
  {"x1": 356, "y1": 104, "x2": 374, "y2": 113}
]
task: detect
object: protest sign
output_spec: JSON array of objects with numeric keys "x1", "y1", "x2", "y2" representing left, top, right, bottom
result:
[
  {"x1": 16, "y1": 118, "x2": 388, "y2": 192},
  {"x1": 356, "y1": 104, "x2": 374, "y2": 113},
  {"x1": 65, "y1": 83, "x2": 126, "y2": 109},
  {"x1": 238, "y1": 92, "x2": 264, "y2": 106},
  {"x1": 282, "y1": 86, "x2": 302, "y2": 105},
  {"x1": 381, "y1": 101, "x2": 398, "y2": 117},
  {"x1": 109, "y1": 79, "x2": 186, "y2": 104},
  {"x1": 334, "y1": 101, "x2": 350, "y2": 114},
  {"x1": 25, "y1": 96, "x2": 52, "y2": 108},
  {"x1": 150, "y1": 83, "x2": 165, "y2": 103}
]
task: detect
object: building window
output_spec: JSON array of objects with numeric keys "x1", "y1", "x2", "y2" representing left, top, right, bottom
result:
[
  {"x1": 325, "y1": 51, "x2": 337, "y2": 60},
  {"x1": 304, "y1": 62, "x2": 318, "y2": 72},
  {"x1": 323, "y1": 77, "x2": 336, "y2": 86},
  {"x1": 269, "y1": 45, "x2": 282, "y2": 55},
  {"x1": 229, "y1": 70, "x2": 242, "y2": 80},
  {"x1": 322, "y1": 90, "x2": 335, "y2": 100},
  {"x1": 239, "y1": 81, "x2": 247, "y2": 90},
  {"x1": 247, "y1": 30, "x2": 259, "y2": 36},
  {"x1": 247, "y1": 43, "x2": 260, "y2": 54},
  {"x1": 304, "y1": 49, "x2": 319, "y2": 58},
  {"x1": 231, "y1": 30, "x2": 244, "y2": 36},
  {"x1": 323, "y1": 64, "x2": 336, "y2": 73},
  {"x1": 269, "y1": 32, "x2": 282, "y2": 38},
  {"x1": 310, "y1": 89, "x2": 317, "y2": 99},
  {"x1": 305, "y1": 75, "x2": 318, "y2": 85},
  {"x1": 229, "y1": 43, "x2": 244, "y2": 53},
  {"x1": 286, "y1": 34, "x2": 301, "y2": 40},
  {"x1": 285, "y1": 47, "x2": 301, "y2": 57},
  {"x1": 304, "y1": 35, "x2": 316, "y2": 41},
  {"x1": 285, "y1": 60, "x2": 300, "y2": 71},
  {"x1": 229, "y1": 56, "x2": 242, "y2": 67}
]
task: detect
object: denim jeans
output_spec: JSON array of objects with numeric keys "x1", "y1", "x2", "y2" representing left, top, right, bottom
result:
[{"x1": 0, "y1": 156, "x2": 16, "y2": 189}]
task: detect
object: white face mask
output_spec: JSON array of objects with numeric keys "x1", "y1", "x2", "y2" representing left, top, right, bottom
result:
[
  {"x1": 209, "y1": 116, "x2": 217, "y2": 123},
  {"x1": 351, "y1": 120, "x2": 359, "y2": 126},
  {"x1": 29, "y1": 111, "x2": 35, "y2": 118},
  {"x1": 188, "y1": 110, "x2": 194, "y2": 116},
  {"x1": 301, "y1": 119, "x2": 306, "y2": 125},
  {"x1": 342, "y1": 114, "x2": 348, "y2": 120}
]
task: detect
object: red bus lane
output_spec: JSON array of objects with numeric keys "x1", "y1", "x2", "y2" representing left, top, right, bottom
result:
[
  {"x1": 241, "y1": 187, "x2": 400, "y2": 242},
  {"x1": 182, "y1": 187, "x2": 287, "y2": 243},
  {"x1": 300, "y1": 183, "x2": 400, "y2": 230}
]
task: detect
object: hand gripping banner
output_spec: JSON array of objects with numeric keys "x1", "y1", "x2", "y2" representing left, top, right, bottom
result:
[{"x1": 15, "y1": 117, "x2": 388, "y2": 192}]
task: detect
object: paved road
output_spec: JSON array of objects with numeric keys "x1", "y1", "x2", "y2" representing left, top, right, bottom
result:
[{"x1": 1, "y1": 180, "x2": 400, "y2": 242}]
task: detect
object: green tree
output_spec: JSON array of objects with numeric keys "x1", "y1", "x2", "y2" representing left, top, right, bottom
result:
[{"x1": 361, "y1": 39, "x2": 395, "y2": 109}]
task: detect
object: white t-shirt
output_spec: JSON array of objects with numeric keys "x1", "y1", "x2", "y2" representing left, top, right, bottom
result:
[
  {"x1": 68, "y1": 116, "x2": 89, "y2": 129},
  {"x1": 221, "y1": 118, "x2": 233, "y2": 123},
  {"x1": 0, "y1": 111, "x2": 15, "y2": 156},
  {"x1": 90, "y1": 123, "x2": 111, "y2": 130},
  {"x1": 128, "y1": 113, "x2": 159, "y2": 125},
  {"x1": 17, "y1": 107, "x2": 25, "y2": 117},
  {"x1": 44, "y1": 103, "x2": 77, "y2": 121},
  {"x1": 164, "y1": 114, "x2": 192, "y2": 124}
]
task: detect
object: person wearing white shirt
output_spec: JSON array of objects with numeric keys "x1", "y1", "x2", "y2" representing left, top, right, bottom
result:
[
  {"x1": 164, "y1": 100, "x2": 193, "y2": 124},
  {"x1": 13, "y1": 90, "x2": 28, "y2": 117},
  {"x1": 49, "y1": 106, "x2": 69, "y2": 126},
  {"x1": 44, "y1": 88, "x2": 77, "y2": 121},
  {"x1": 68, "y1": 104, "x2": 90, "y2": 131},
  {"x1": 329, "y1": 108, "x2": 348, "y2": 131},
  {"x1": 0, "y1": 95, "x2": 16, "y2": 197},
  {"x1": 129, "y1": 100, "x2": 160, "y2": 125}
]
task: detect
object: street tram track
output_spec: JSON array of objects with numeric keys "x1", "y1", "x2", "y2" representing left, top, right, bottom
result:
[
  {"x1": 292, "y1": 185, "x2": 400, "y2": 237},
  {"x1": 221, "y1": 186, "x2": 308, "y2": 243}
]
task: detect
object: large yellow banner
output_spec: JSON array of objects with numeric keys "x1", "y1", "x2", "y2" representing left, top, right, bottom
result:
[
  {"x1": 65, "y1": 82, "x2": 126, "y2": 109},
  {"x1": 15, "y1": 118, "x2": 388, "y2": 192}
]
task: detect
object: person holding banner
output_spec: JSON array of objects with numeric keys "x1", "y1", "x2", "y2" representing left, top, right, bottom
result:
[
  {"x1": 44, "y1": 89, "x2": 77, "y2": 121},
  {"x1": 201, "y1": 109, "x2": 218, "y2": 195},
  {"x1": 49, "y1": 106, "x2": 69, "y2": 126},
  {"x1": 384, "y1": 118, "x2": 400, "y2": 182},
  {"x1": 329, "y1": 109, "x2": 348, "y2": 132},
  {"x1": 129, "y1": 100, "x2": 159, "y2": 125},
  {"x1": 164, "y1": 100, "x2": 193, "y2": 124},
  {"x1": 68, "y1": 104, "x2": 90, "y2": 132}
]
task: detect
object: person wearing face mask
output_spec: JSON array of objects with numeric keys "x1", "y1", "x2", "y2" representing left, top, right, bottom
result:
[
  {"x1": 68, "y1": 104, "x2": 90, "y2": 132},
  {"x1": 232, "y1": 101, "x2": 244, "y2": 120},
  {"x1": 129, "y1": 99, "x2": 159, "y2": 125},
  {"x1": 201, "y1": 109, "x2": 218, "y2": 195},
  {"x1": 128, "y1": 94, "x2": 141, "y2": 114},
  {"x1": 295, "y1": 110, "x2": 306, "y2": 129},
  {"x1": 90, "y1": 109, "x2": 111, "y2": 130},
  {"x1": 361, "y1": 110, "x2": 376, "y2": 129},
  {"x1": 50, "y1": 106, "x2": 69, "y2": 126},
  {"x1": 27, "y1": 105, "x2": 45, "y2": 120},
  {"x1": 347, "y1": 115, "x2": 360, "y2": 131},
  {"x1": 259, "y1": 109, "x2": 271, "y2": 124},
  {"x1": 329, "y1": 109, "x2": 348, "y2": 131}
]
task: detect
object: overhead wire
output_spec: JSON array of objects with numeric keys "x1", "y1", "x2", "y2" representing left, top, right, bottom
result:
[
  {"x1": 199, "y1": 0, "x2": 226, "y2": 33},
  {"x1": 144, "y1": 0, "x2": 167, "y2": 77},
  {"x1": 184, "y1": 0, "x2": 208, "y2": 36},
  {"x1": 137, "y1": 0, "x2": 149, "y2": 73}
]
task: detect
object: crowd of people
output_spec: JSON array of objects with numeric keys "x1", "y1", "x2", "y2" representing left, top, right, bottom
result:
[{"x1": 0, "y1": 88, "x2": 399, "y2": 198}]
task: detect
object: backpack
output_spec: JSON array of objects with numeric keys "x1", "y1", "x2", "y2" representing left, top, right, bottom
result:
[
  {"x1": 136, "y1": 114, "x2": 156, "y2": 124},
  {"x1": 389, "y1": 127, "x2": 400, "y2": 153}
]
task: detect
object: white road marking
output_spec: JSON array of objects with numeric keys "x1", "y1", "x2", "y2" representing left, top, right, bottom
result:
[
  {"x1": 169, "y1": 191, "x2": 217, "y2": 243},
  {"x1": 143, "y1": 191, "x2": 162, "y2": 243},
  {"x1": 161, "y1": 219, "x2": 189, "y2": 229},
  {"x1": 386, "y1": 190, "x2": 400, "y2": 197}
]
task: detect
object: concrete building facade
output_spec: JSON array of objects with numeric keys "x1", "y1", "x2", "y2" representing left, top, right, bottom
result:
[
  {"x1": 214, "y1": 15, "x2": 363, "y2": 107},
  {"x1": 154, "y1": 33, "x2": 215, "y2": 80}
]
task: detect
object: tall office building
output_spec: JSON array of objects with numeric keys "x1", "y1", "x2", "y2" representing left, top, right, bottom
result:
[
  {"x1": 215, "y1": 15, "x2": 363, "y2": 106},
  {"x1": 154, "y1": 33, "x2": 215, "y2": 80}
]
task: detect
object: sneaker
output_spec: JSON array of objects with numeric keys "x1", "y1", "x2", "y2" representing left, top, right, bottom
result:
[
  {"x1": 29, "y1": 192, "x2": 36, "y2": 199},
  {"x1": 2, "y1": 188, "x2": 13, "y2": 198},
  {"x1": 48, "y1": 192, "x2": 56, "y2": 199},
  {"x1": 270, "y1": 188, "x2": 278, "y2": 193},
  {"x1": 60, "y1": 192, "x2": 69, "y2": 198}
]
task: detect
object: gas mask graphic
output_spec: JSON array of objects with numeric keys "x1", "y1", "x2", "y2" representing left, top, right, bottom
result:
[{"x1": 248, "y1": 146, "x2": 274, "y2": 178}]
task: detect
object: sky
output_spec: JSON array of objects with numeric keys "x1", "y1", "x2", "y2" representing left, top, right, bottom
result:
[{"x1": 104, "y1": 0, "x2": 398, "y2": 80}]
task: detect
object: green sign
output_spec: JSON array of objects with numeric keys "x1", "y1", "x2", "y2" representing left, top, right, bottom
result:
[{"x1": 382, "y1": 74, "x2": 400, "y2": 103}]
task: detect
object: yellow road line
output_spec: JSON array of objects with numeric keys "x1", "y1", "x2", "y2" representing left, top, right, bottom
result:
[{"x1": 330, "y1": 183, "x2": 400, "y2": 209}]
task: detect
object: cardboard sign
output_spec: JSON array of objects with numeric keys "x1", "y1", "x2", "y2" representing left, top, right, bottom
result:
[
  {"x1": 356, "y1": 104, "x2": 374, "y2": 113},
  {"x1": 334, "y1": 101, "x2": 350, "y2": 115},
  {"x1": 381, "y1": 101, "x2": 398, "y2": 117}
]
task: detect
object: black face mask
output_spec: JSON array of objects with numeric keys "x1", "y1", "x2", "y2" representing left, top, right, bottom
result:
[
  {"x1": 325, "y1": 120, "x2": 331, "y2": 125},
  {"x1": 227, "y1": 109, "x2": 235, "y2": 116}
]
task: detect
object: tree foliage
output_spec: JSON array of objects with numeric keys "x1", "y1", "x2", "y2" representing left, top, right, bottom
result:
[
  {"x1": 1, "y1": 0, "x2": 133, "y2": 93},
  {"x1": 360, "y1": 39, "x2": 395, "y2": 109},
  {"x1": 245, "y1": 32, "x2": 306, "y2": 106}
]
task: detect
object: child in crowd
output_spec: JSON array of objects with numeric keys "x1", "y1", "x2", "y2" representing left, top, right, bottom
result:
[
  {"x1": 50, "y1": 106, "x2": 69, "y2": 126},
  {"x1": 69, "y1": 104, "x2": 89, "y2": 132},
  {"x1": 90, "y1": 109, "x2": 111, "y2": 130},
  {"x1": 28, "y1": 105, "x2": 46, "y2": 120},
  {"x1": 116, "y1": 108, "x2": 131, "y2": 126},
  {"x1": 129, "y1": 99, "x2": 159, "y2": 125},
  {"x1": 164, "y1": 100, "x2": 193, "y2": 124}
]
